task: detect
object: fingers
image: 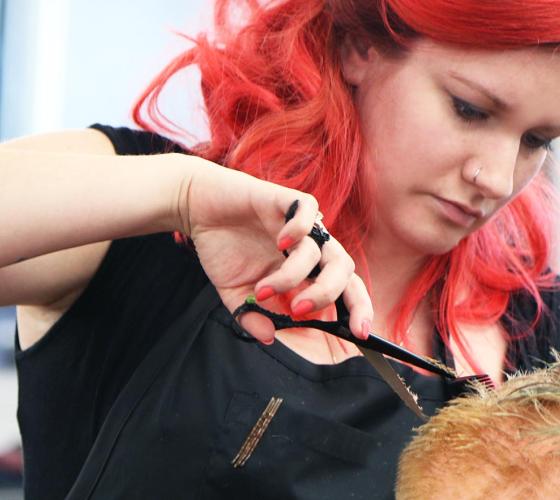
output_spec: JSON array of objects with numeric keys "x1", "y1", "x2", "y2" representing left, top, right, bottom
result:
[
  {"x1": 283, "y1": 236, "x2": 355, "y2": 312},
  {"x1": 220, "y1": 287, "x2": 277, "y2": 344},
  {"x1": 275, "y1": 195, "x2": 319, "y2": 251},
  {"x1": 292, "y1": 269, "x2": 374, "y2": 341},
  {"x1": 238, "y1": 311, "x2": 276, "y2": 345},
  {"x1": 256, "y1": 236, "x2": 322, "y2": 298},
  {"x1": 287, "y1": 240, "x2": 374, "y2": 340},
  {"x1": 341, "y1": 274, "x2": 375, "y2": 340},
  {"x1": 254, "y1": 190, "x2": 373, "y2": 342},
  {"x1": 255, "y1": 228, "x2": 374, "y2": 340}
]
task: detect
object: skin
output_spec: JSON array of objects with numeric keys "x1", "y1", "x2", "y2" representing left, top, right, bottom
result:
[
  {"x1": 332, "y1": 40, "x2": 560, "y2": 377},
  {"x1": 347, "y1": 41, "x2": 560, "y2": 258}
]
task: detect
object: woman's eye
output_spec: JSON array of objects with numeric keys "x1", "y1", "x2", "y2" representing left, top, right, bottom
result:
[
  {"x1": 522, "y1": 133, "x2": 553, "y2": 152},
  {"x1": 452, "y1": 96, "x2": 489, "y2": 122}
]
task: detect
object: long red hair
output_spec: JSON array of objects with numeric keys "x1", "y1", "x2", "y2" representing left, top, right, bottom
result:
[{"x1": 133, "y1": 0, "x2": 560, "y2": 372}]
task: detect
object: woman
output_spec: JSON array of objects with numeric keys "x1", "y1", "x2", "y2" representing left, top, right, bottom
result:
[{"x1": 2, "y1": 0, "x2": 560, "y2": 498}]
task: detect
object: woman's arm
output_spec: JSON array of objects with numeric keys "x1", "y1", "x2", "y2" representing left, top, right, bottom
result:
[
  {"x1": 0, "y1": 130, "x2": 193, "y2": 269},
  {"x1": 0, "y1": 128, "x2": 374, "y2": 347},
  {"x1": 0, "y1": 128, "x2": 196, "y2": 349},
  {"x1": 0, "y1": 129, "x2": 178, "y2": 311}
]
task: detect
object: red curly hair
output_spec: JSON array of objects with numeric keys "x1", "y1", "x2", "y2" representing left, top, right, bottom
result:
[{"x1": 133, "y1": 0, "x2": 560, "y2": 373}]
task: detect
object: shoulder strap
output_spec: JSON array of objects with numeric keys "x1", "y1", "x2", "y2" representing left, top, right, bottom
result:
[
  {"x1": 89, "y1": 124, "x2": 187, "y2": 155},
  {"x1": 65, "y1": 282, "x2": 221, "y2": 499}
]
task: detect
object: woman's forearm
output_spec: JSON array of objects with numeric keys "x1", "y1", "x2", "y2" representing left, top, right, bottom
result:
[{"x1": 0, "y1": 149, "x2": 193, "y2": 268}]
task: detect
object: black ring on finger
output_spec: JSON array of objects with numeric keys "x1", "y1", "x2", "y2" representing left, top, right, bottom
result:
[
  {"x1": 282, "y1": 201, "x2": 330, "y2": 278},
  {"x1": 308, "y1": 222, "x2": 330, "y2": 249},
  {"x1": 306, "y1": 222, "x2": 330, "y2": 278}
]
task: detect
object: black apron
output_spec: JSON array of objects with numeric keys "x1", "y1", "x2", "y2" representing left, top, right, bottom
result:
[{"x1": 65, "y1": 284, "x2": 448, "y2": 500}]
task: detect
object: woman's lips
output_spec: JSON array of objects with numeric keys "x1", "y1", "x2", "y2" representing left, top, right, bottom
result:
[{"x1": 433, "y1": 197, "x2": 483, "y2": 227}]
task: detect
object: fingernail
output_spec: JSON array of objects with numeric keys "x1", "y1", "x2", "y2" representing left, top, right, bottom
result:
[
  {"x1": 256, "y1": 286, "x2": 276, "y2": 301},
  {"x1": 292, "y1": 299, "x2": 315, "y2": 317},
  {"x1": 361, "y1": 320, "x2": 371, "y2": 340},
  {"x1": 278, "y1": 236, "x2": 295, "y2": 251},
  {"x1": 262, "y1": 337, "x2": 275, "y2": 346}
]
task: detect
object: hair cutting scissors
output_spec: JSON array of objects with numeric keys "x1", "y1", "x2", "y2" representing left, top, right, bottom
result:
[{"x1": 232, "y1": 296, "x2": 493, "y2": 419}]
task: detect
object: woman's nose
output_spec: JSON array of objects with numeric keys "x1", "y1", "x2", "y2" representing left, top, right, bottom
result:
[{"x1": 463, "y1": 137, "x2": 519, "y2": 200}]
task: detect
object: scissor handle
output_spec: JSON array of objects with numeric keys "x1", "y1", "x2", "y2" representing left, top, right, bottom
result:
[
  {"x1": 231, "y1": 297, "x2": 295, "y2": 343},
  {"x1": 231, "y1": 297, "x2": 342, "y2": 342}
]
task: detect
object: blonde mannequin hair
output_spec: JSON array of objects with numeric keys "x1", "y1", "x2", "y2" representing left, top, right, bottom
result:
[{"x1": 396, "y1": 357, "x2": 560, "y2": 499}]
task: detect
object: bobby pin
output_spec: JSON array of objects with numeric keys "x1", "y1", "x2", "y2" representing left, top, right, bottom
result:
[{"x1": 232, "y1": 397, "x2": 284, "y2": 468}]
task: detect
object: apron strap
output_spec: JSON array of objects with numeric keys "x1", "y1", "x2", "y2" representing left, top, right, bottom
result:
[{"x1": 65, "y1": 282, "x2": 221, "y2": 499}]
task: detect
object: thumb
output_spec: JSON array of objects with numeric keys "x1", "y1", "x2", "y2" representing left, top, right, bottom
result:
[{"x1": 221, "y1": 288, "x2": 276, "y2": 344}]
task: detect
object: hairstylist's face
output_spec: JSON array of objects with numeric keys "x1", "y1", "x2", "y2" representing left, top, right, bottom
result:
[{"x1": 342, "y1": 39, "x2": 560, "y2": 256}]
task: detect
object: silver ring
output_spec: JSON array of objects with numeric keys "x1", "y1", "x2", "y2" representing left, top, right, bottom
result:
[{"x1": 473, "y1": 167, "x2": 482, "y2": 183}]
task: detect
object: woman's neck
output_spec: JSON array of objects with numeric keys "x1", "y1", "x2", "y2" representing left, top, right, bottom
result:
[
  {"x1": 357, "y1": 232, "x2": 439, "y2": 357},
  {"x1": 361, "y1": 235, "x2": 428, "y2": 322}
]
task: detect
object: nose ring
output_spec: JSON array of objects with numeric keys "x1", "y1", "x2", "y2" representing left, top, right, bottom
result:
[{"x1": 473, "y1": 167, "x2": 482, "y2": 183}]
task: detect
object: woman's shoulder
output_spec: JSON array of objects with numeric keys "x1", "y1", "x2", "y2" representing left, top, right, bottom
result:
[
  {"x1": 535, "y1": 280, "x2": 560, "y2": 354},
  {"x1": 505, "y1": 278, "x2": 560, "y2": 371},
  {"x1": 89, "y1": 123, "x2": 187, "y2": 156}
]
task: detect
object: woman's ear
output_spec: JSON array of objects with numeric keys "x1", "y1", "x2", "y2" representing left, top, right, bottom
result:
[{"x1": 340, "y1": 36, "x2": 378, "y2": 86}]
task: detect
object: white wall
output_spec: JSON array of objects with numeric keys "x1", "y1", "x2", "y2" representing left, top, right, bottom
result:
[{"x1": 0, "y1": 0, "x2": 212, "y2": 140}]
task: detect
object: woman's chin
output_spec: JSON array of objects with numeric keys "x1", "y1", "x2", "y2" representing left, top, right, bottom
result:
[{"x1": 405, "y1": 232, "x2": 465, "y2": 257}]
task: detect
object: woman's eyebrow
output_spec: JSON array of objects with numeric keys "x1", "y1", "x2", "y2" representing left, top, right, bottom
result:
[
  {"x1": 447, "y1": 72, "x2": 560, "y2": 133},
  {"x1": 447, "y1": 71, "x2": 509, "y2": 111}
]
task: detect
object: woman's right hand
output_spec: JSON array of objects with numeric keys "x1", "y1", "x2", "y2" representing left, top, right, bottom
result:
[{"x1": 180, "y1": 156, "x2": 374, "y2": 344}]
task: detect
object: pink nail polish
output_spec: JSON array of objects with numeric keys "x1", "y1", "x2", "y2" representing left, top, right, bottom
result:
[
  {"x1": 292, "y1": 299, "x2": 315, "y2": 317},
  {"x1": 256, "y1": 286, "x2": 276, "y2": 301},
  {"x1": 278, "y1": 236, "x2": 295, "y2": 251},
  {"x1": 361, "y1": 320, "x2": 372, "y2": 340}
]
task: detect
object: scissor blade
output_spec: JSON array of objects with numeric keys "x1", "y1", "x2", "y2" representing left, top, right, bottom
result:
[
  {"x1": 363, "y1": 332, "x2": 456, "y2": 378},
  {"x1": 358, "y1": 347, "x2": 427, "y2": 421},
  {"x1": 330, "y1": 324, "x2": 454, "y2": 378}
]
